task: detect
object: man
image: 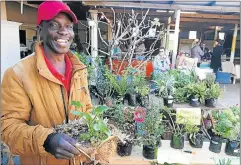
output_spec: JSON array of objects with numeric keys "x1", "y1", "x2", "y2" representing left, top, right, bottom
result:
[
  {"x1": 200, "y1": 43, "x2": 211, "y2": 61},
  {"x1": 191, "y1": 39, "x2": 204, "y2": 67},
  {"x1": 211, "y1": 39, "x2": 224, "y2": 74},
  {"x1": 153, "y1": 47, "x2": 170, "y2": 76},
  {"x1": 1, "y1": 1, "x2": 92, "y2": 165}
]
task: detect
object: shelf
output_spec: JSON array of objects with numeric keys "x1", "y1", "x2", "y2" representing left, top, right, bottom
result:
[{"x1": 109, "y1": 141, "x2": 240, "y2": 165}]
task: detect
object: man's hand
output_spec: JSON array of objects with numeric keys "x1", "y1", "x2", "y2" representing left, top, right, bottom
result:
[{"x1": 43, "y1": 133, "x2": 81, "y2": 159}]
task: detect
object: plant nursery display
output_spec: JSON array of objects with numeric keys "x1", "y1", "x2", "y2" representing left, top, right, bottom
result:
[{"x1": 185, "y1": 119, "x2": 203, "y2": 148}]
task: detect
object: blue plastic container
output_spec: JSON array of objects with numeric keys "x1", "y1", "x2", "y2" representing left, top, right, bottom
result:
[{"x1": 215, "y1": 72, "x2": 231, "y2": 84}]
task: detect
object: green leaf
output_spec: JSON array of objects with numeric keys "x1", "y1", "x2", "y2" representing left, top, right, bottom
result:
[
  {"x1": 71, "y1": 101, "x2": 83, "y2": 108},
  {"x1": 71, "y1": 110, "x2": 84, "y2": 116},
  {"x1": 93, "y1": 105, "x2": 110, "y2": 115},
  {"x1": 93, "y1": 123, "x2": 100, "y2": 131}
]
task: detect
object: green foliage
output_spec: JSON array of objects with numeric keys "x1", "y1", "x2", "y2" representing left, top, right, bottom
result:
[
  {"x1": 137, "y1": 105, "x2": 165, "y2": 146},
  {"x1": 168, "y1": 69, "x2": 194, "y2": 88},
  {"x1": 184, "y1": 118, "x2": 200, "y2": 144},
  {"x1": 212, "y1": 158, "x2": 232, "y2": 165},
  {"x1": 174, "y1": 88, "x2": 188, "y2": 103},
  {"x1": 205, "y1": 83, "x2": 222, "y2": 99},
  {"x1": 212, "y1": 106, "x2": 240, "y2": 141},
  {"x1": 133, "y1": 69, "x2": 149, "y2": 96},
  {"x1": 205, "y1": 73, "x2": 216, "y2": 88},
  {"x1": 104, "y1": 68, "x2": 132, "y2": 99},
  {"x1": 162, "y1": 107, "x2": 196, "y2": 137},
  {"x1": 71, "y1": 102, "x2": 111, "y2": 146},
  {"x1": 153, "y1": 74, "x2": 175, "y2": 98},
  {"x1": 186, "y1": 82, "x2": 207, "y2": 103}
]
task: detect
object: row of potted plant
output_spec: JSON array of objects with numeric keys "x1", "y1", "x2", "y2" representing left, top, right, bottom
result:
[{"x1": 152, "y1": 70, "x2": 222, "y2": 108}]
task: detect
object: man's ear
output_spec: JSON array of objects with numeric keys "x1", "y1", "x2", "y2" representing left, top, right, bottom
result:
[{"x1": 37, "y1": 25, "x2": 42, "y2": 41}]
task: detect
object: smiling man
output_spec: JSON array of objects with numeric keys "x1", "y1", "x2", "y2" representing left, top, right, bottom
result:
[{"x1": 1, "y1": 1, "x2": 92, "y2": 165}]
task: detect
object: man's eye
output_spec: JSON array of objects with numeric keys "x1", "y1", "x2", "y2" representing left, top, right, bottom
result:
[
  {"x1": 50, "y1": 23, "x2": 59, "y2": 28},
  {"x1": 67, "y1": 25, "x2": 73, "y2": 29}
]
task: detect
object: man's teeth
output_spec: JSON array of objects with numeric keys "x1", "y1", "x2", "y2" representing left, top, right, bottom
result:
[{"x1": 56, "y1": 39, "x2": 68, "y2": 43}]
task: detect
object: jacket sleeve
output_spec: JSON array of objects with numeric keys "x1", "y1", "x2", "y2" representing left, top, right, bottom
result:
[
  {"x1": 1, "y1": 68, "x2": 54, "y2": 156},
  {"x1": 198, "y1": 47, "x2": 204, "y2": 56}
]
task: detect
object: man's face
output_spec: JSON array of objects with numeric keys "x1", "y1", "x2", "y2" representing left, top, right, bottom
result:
[
  {"x1": 159, "y1": 49, "x2": 165, "y2": 56},
  {"x1": 40, "y1": 12, "x2": 74, "y2": 54}
]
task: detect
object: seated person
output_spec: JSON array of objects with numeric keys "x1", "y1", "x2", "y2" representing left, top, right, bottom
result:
[{"x1": 153, "y1": 47, "x2": 170, "y2": 76}]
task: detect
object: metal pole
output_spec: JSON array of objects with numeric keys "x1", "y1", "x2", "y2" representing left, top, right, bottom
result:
[
  {"x1": 171, "y1": 9, "x2": 180, "y2": 69},
  {"x1": 230, "y1": 24, "x2": 238, "y2": 63}
]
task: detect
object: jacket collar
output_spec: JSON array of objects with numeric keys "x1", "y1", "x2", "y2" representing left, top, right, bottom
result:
[{"x1": 35, "y1": 42, "x2": 87, "y2": 84}]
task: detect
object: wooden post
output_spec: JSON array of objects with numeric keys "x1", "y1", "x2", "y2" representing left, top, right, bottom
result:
[
  {"x1": 1, "y1": 1, "x2": 7, "y2": 20},
  {"x1": 165, "y1": 16, "x2": 171, "y2": 51},
  {"x1": 89, "y1": 10, "x2": 98, "y2": 85},
  {"x1": 230, "y1": 24, "x2": 238, "y2": 63},
  {"x1": 89, "y1": 10, "x2": 98, "y2": 60},
  {"x1": 108, "y1": 20, "x2": 113, "y2": 42},
  {"x1": 214, "y1": 26, "x2": 218, "y2": 41},
  {"x1": 171, "y1": 9, "x2": 180, "y2": 69}
]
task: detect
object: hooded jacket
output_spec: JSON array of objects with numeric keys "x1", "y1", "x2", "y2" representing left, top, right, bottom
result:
[{"x1": 1, "y1": 42, "x2": 92, "y2": 165}]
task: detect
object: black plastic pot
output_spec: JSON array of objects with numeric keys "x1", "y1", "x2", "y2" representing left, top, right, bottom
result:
[
  {"x1": 225, "y1": 140, "x2": 240, "y2": 157},
  {"x1": 142, "y1": 145, "x2": 158, "y2": 159},
  {"x1": 189, "y1": 95, "x2": 200, "y2": 107},
  {"x1": 117, "y1": 142, "x2": 133, "y2": 157},
  {"x1": 163, "y1": 96, "x2": 174, "y2": 108},
  {"x1": 171, "y1": 134, "x2": 184, "y2": 149},
  {"x1": 205, "y1": 98, "x2": 217, "y2": 107},
  {"x1": 209, "y1": 135, "x2": 222, "y2": 153},
  {"x1": 188, "y1": 131, "x2": 204, "y2": 148}
]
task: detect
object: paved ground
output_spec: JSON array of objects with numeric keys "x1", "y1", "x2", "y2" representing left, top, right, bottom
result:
[{"x1": 218, "y1": 83, "x2": 240, "y2": 107}]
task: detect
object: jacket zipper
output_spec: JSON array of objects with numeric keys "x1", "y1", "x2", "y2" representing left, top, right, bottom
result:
[{"x1": 60, "y1": 86, "x2": 68, "y2": 124}]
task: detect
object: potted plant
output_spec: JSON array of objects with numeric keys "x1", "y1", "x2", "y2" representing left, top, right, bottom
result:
[
  {"x1": 162, "y1": 107, "x2": 185, "y2": 149},
  {"x1": 111, "y1": 105, "x2": 136, "y2": 157},
  {"x1": 133, "y1": 70, "x2": 150, "y2": 107},
  {"x1": 222, "y1": 106, "x2": 240, "y2": 156},
  {"x1": 204, "y1": 83, "x2": 222, "y2": 107},
  {"x1": 186, "y1": 82, "x2": 206, "y2": 107},
  {"x1": 104, "y1": 68, "x2": 132, "y2": 104},
  {"x1": 136, "y1": 105, "x2": 165, "y2": 159},
  {"x1": 55, "y1": 102, "x2": 117, "y2": 164},
  {"x1": 153, "y1": 74, "x2": 175, "y2": 108},
  {"x1": 209, "y1": 107, "x2": 239, "y2": 154},
  {"x1": 185, "y1": 119, "x2": 203, "y2": 148}
]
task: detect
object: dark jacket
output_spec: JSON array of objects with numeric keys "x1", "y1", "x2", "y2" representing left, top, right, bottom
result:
[{"x1": 210, "y1": 45, "x2": 224, "y2": 70}]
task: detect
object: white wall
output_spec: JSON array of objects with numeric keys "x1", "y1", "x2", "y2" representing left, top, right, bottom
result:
[{"x1": 1, "y1": 20, "x2": 22, "y2": 79}]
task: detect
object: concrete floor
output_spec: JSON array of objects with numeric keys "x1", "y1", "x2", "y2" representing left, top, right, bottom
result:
[{"x1": 218, "y1": 83, "x2": 240, "y2": 107}]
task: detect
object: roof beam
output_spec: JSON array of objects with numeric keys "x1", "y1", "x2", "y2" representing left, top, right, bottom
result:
[
  {"x1": 82, "y1": 1, "x2": 240, "y2": 13},
  {"x1": 179, "y1": 18, "x2": 239, "y2": 24},
  {"x1": 98, "y1": 8, "x2": 239, "y2": 20},
  {"x1": 208, "y1": 1, "x2": 216, "y2": 6},
  {"x1": 180, "y1": 13, "x2": 239, "y2": 20},
  {"x1": 98, "y1": 8, "x2": 170, "y2": 16}
]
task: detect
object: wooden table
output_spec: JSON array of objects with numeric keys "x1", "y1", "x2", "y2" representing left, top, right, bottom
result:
[{"x1": 109, "y1": 140, "x2": 240, "y2": 165}]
